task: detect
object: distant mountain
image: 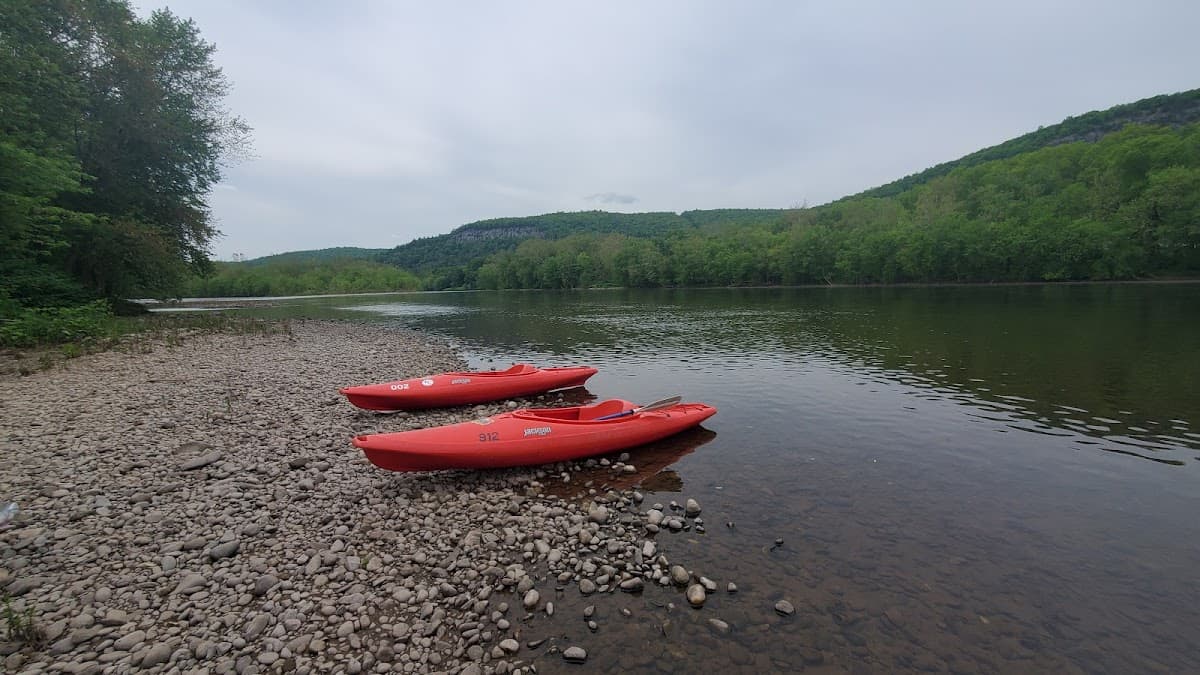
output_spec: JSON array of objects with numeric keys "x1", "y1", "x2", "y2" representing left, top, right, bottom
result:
[
  {"x1": 376, "y1": 209, "x2": 788, "y2": 274},
  {"x1": 240, "y1": 247, "x2": 389, "y2": 266},
  {"x1": 857, "y1": 88, "x2": 1200, "y2": 199},
  {"x1": 227, "y1": 88, "x2": 1200, "y2": 291}
]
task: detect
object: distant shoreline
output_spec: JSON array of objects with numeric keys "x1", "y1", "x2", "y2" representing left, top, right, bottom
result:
[{"x1": 142, "y1": 277, "x2": 1200, "y2": 307}]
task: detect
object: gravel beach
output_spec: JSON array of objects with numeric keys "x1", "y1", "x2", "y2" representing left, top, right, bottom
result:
[{"x1": 0, "y1": 321, "x2": 725, "y2": 674}]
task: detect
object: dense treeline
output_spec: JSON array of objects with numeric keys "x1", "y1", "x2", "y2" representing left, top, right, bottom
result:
[
  {"x1": 241, "y1": 247, "x2": 387, "y2": 267},
  {"x1": 463, "y1": 123, "x2": 1200, "y2": 289},
  {"x1": 1, "y1": 1, "x2": 247, "y2": 322},
  {"x1": 181, "y1": 259, "x2": 420, "y2": 297},
  {"x1": 379, "y1": 209, "x2": 787, "y2": 285}
]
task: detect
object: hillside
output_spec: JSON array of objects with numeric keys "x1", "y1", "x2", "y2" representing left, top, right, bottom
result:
[
  {"x1": 858, "y1": 89, "x2": 1200, "y2": 199},
  {"x1": 200, "y1": 89, "x2": 1200, "y2": 294},
  {"x1": 376, "y1": 209, "x2": 788, "y2": 275},
  {"x1": 241, "y1": 247, "x2": 389, "y2": 266}
]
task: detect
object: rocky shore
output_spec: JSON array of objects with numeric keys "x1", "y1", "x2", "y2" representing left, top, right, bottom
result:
[{"x1": 0, "y1": 321, "x2": 744, "y2": 674}]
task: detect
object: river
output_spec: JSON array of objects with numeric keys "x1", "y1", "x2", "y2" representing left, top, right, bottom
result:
[{"x1": 197, "y1": 284, "x2": 1200, "y2": 672}]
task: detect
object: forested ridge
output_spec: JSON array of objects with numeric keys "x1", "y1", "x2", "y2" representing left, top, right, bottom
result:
[
  {"x1": 858, "y1": 89, "x2": 1200, "y2": 199},
  {"x1": 412, "y1": 121, "x2": 1200, "y2": 290},
  {"x1": 354, "y1": 90, "x2": 1200, "y2": 291}
]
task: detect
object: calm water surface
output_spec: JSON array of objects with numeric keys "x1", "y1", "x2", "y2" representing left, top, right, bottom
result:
[{"x1": 227, "y1": 285, "x2": 1200, "y2": 673}]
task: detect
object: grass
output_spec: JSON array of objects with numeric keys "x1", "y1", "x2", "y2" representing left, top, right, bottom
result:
[
  {"x1": 2, "y1": 594, "x2": 44, "y2": 647},
  {"x1": 1, "y1": 311, "x2": 294, "y2": 376}
]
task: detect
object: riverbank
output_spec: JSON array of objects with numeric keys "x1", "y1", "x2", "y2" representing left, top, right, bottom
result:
[{"x1": 0, "y1": 320, "x2": 736, "y2": 674}]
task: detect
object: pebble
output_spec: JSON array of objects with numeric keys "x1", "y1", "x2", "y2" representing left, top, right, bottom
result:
[
  {"x1": 113, "y1": 630, "x2": 146, "y2": 651},
  {"x1": 522, "y1": 589, "x2": 540, "y2": 609},
  {"x1": 563, "y1": 646, "x2": 588, "y2": 663},
  {"x1": 209, "y1": 539, "x2": 240, "y2": 560},
  {"x1": 687, "y1": 584, "x2": 707, "y2": 607},
  {"x1": 685, "y1": 498, "x2": 701, "y2": 516},
  {"x1": 142, "y1": 643, "x2": 172, "y2": 667},
  {"x1": 670, "y1": 565, "x2": 690, "y2": 586},
  {"x1": 180, "y1": 451, "x2": 223, "y2": 471},
  {"x1": 775, "y1": 600, "x2": 796, "y2": 616},
  {"x1": 708, "y1": 618, "x2": 730, "y2": 634}
]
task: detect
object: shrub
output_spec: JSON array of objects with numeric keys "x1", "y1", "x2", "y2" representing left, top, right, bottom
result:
[{"x1": 0, "y1": 300, "x2": 113, "y2": 347}]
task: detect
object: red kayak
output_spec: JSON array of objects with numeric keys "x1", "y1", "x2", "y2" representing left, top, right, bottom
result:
[
  {"x1": 353, "y1": 398, "x2": 717, "y2": 471},
  {"x1": 339, "y1": 364, "x2": 597, "y2": 411}
]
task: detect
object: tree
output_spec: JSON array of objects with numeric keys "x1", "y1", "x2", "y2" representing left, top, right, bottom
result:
[{"x1": 0, "y1": 0, "x2": 250, "y2": 309}]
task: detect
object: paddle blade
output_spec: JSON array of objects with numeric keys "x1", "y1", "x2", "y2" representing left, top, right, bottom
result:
[
  {"x1": 638, "y1": 395, "x2": 682, "y2": 412},
  {"x1": 596, "y1": 395, "x2": 682, "y2": 421}
]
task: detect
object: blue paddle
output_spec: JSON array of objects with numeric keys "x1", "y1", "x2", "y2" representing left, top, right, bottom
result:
[{"x1": 596, "y1": 396, "x2": 682, "y2": 421}]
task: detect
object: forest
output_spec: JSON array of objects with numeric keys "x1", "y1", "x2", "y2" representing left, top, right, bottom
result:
[
  {"x1": 182, "y1": 258, "x2": 419, "y2": 298},
  {"x1": 434, "y1": 122, "x2": 1200, "y2": 290},
  {"x1": 197, "y1": 116, "x2": 1200, "y2": 295},
  {"x1": 0, "y1": 0, "x2": 248, "y2": 343}
]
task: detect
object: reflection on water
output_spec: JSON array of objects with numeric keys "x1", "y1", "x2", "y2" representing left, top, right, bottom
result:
[
  {"x1": 204, "y1": 284, "x2": 1200, "y2": 672},
  {"x1": 339, "y1": 302, "x2": 470, "y2": 318},
  {"x1": 542, "y1": 427, "x2": 718, "y2": 499}
]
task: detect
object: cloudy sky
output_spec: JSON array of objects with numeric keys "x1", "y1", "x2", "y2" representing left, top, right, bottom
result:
[{"x1": 139, "y1": 1, "x2": 1199, "y2": 260}]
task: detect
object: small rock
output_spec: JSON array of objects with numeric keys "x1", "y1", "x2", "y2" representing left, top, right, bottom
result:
[
  {"x1": 619, "y1": 577, "x2": 644, "y2": 593},
  {"x1": 253, "y1": 575, "x2": 279, "y2": 596},
  {"x1": 522, "y1": 589, "x2": 539, "y2": 609},
  {"x1": 775, "y1": 600, "x2": 795, "y2": 616},
  {"x1": 685, "y1": 498, "x2": 701, "y2": 516},
  {"x1": 687, "y1": 584, "x2": 706, "y2": 607},
  {"x1": 174, "y1": 574, "x2": 207, "y2": 595},
  {"x1": 563, "y1": 646, "x2": 588, "y2": 663},
  {"x1": 114, "y1": 630, "x2": 146, "y2": 651},
  {"x1": 499, "y1": 638, "x2": 519, "y2": 654},
  {"x1": 708, "y1": 618, "x2": 730, "y2": 634},
  {"x1": 209, "y1": 540, "x2": 240, "y2": 560},
  {"x1": 100, "y1": 609, "x2": 129, "y2": 627},
  {"x1": 180, "y1": 451, "x2": 223, "y2": 471},
  {"x1": 142, "y1": 642, "x2": 172, "y2": 667},
  {"x1": 670, "y1": 566, "x2": 690, "y2": 586}
]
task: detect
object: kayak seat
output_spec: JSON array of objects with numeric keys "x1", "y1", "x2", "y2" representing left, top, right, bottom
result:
[{"x1": 516, "y1": 399, "x2": 632, "y2": 423}]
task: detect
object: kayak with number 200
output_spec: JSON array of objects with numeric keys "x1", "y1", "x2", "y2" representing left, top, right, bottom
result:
[
  {"x1": 352, "y1": 398, "x2": 717, "y2": 471},
  {"x1": 339, "y1": 364, "x2": 598, "y2": 411}
]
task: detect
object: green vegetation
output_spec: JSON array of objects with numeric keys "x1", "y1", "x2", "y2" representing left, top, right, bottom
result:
[
  {"x1": 0, "y1": 300, "x2": 112, "y2": 348},
  {"x1": 2, "y1": 594, "x2": 44, "y2": 647},
  {"x1": 2, "y1": 312, "x2": 293, "y2": 376},
  {"x1": 421, "y1": 118, "x2": 1200, "y2": 289},
  {"x1": 181, "y1": 258, "x2": 420, "y2": 297},
  {"x1": 378, "y1": 209, "x2": 786, "y2": 289},
  {"x1": 240, "y1": 247, "x2": 389, "y2": 267},
  {"x1": 859, "y1": 89, "x2": 1200, "y2": 199},
  {"x1": 1, "y1": 1, "x2": 248, "y2": 332}
]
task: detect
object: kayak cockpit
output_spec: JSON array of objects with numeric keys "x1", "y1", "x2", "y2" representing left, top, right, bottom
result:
[
  {"x1": 451, "y1": 363, "x2": 538, "y2": 377},
  {"x1": 513, "y1": 399, "x2": 634, "y2": 423}
]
